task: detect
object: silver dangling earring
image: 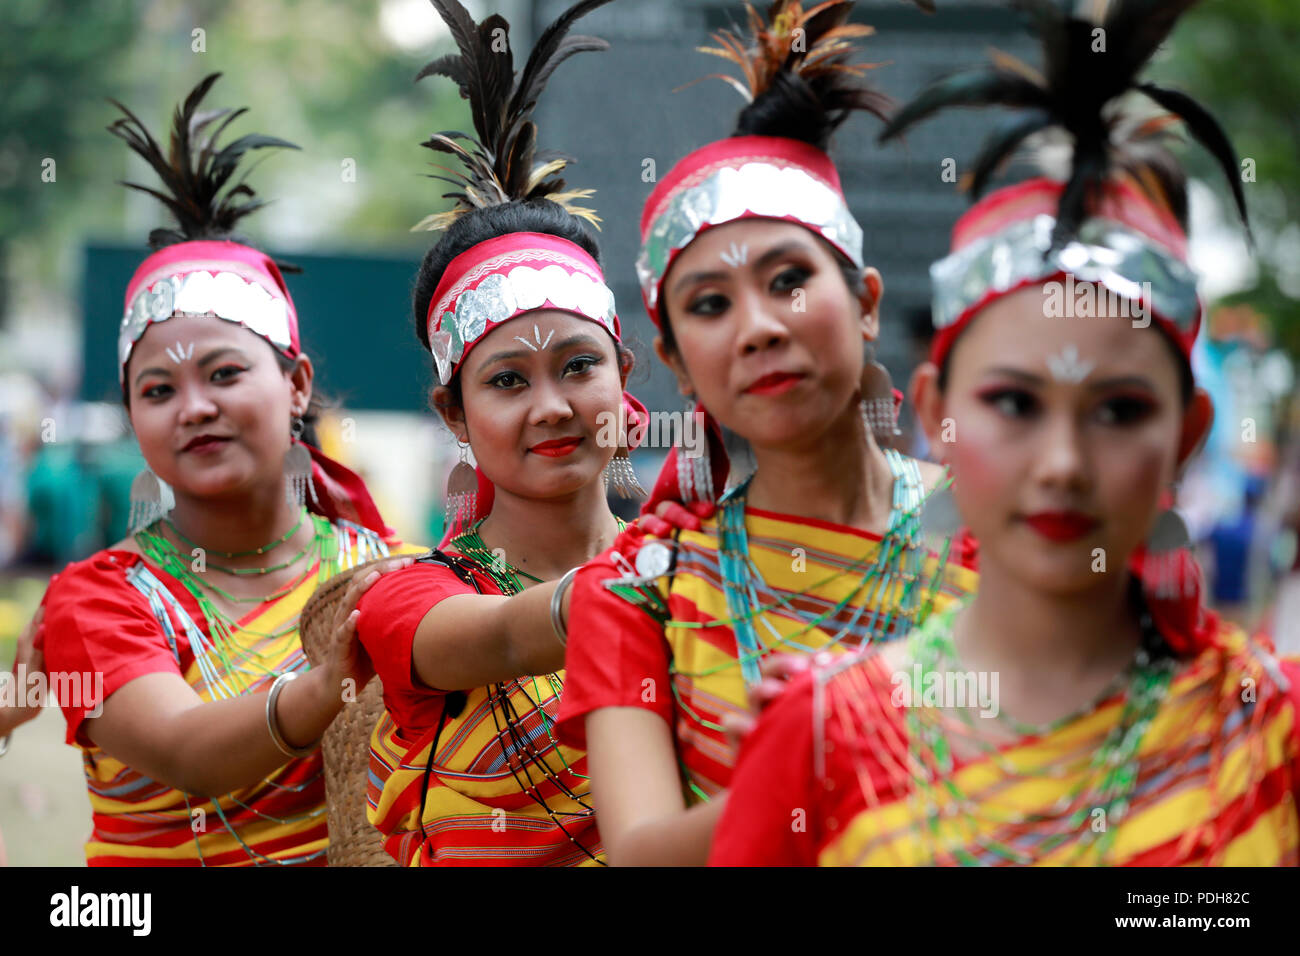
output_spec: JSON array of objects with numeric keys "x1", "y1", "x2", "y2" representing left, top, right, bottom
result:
[
  {"x1": 604, "y1": 402, "x2": 646, "y2": 499},
  {"x1": 445, "y1": 439, "x2": 478, "y2": 537},
  {"x1": 1142, "y1": 493, "x2": 1198, "y2": 600},
  {"x1": 677, "y1": 397, "x2": 714, "y2": 504},
  {"x1": 283, "y1": 414, "x2": 318, "y2": 509},
  {"x1": 128, "y1": 469, "x2": 175, "y2": 534},
  {"x1": 605, "y1": 449, "x2": 646, "y2": 499},
  {"x1": 860, "y1": 344, "x2": 901, "y2": 446}
]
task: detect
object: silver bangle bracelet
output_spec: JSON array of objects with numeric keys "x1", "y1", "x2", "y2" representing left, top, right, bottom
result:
[
  {"x1": 266, "y1": 672, "x2": 317, "y2": 759},
  {"x1": 550, "y1": 567, "x2": 580, "y2": 647}
]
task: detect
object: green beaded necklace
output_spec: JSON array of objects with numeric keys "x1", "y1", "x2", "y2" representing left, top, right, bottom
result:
[
  {"x1": 134, "y1": 515, "x2": 338, "y2": 689},
  {"x1": 164, "y1": 510, "x2": 306, "y2": 558},
  {"x1": 897, "y1": 603, "x2": 1175, "y2": 866},
  {"x1": 450, "y1": 522, "x2": 545, "y2": 594}
]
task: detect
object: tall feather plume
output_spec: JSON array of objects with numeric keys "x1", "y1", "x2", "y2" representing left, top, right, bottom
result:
[
  {"x1": 412, "y1": 0, "x2": 614, "y2": 232},
  {"x1": 695, "y1": 1, "x2": 932, "y2": 147},
  {"x1": 879, "y1": 0, "x2": 1251, "y2": 249},
  {"x1": 107, "y1": 73, "x2": 300, "y2": 253}
]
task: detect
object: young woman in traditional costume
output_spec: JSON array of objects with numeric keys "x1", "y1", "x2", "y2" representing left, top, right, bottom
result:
[
  {"x1": 36, "y1": 74, "x2": 419, "y2": 866},
  {"x1": 354, "y1": 0, "x2": 647, "y2": 867},
  {"x1": 710, "y1": 0, "x2": 1300, "y2": 866},
  {"x1": 552, "y1": 0, "x2": 976, "y2": 866}
]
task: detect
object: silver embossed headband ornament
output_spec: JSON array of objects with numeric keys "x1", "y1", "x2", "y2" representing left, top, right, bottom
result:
[
  {"x1": 118, "y1": 241, "x2": 300, "y2": 384},
  {"x1": 425, "y1": 232, "x2": 620, "y2": 386},
  {"x1": 636, "y1": 137, "x2": 865, "y2": 318},
  {"x1": 926, "y1": 177, "x2": 1204, "y2": 369},
  {"x1": 119, "y1": 266, "x2": 295, "y2": 379},
  {"x1": 929, "y1": 212, "x2": 1200, "y2": 335}
]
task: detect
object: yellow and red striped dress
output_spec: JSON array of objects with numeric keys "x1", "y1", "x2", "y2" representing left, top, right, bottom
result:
[
  {"x1": 358, "y1": 558, "x2": 603, "y2": 866},
  {"x1": 39, "y1": 519, "x2": 417, "y2": 866},
  {"x1": 556, "y1": 506, "x2": 979, "y2": 800},
  {"x1": 711, "y1": 609, "x2": 1300, "y2": 866}
]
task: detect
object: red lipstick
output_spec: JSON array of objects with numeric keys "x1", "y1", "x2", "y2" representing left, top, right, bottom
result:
[
  {"x1": 1022, "y1": 511, "x2": 1099, "y2": 542},
  {"x1": 183, "y1": 435, "x2": 231, "y2": 455},
  {"x1": 744, "y1": 372, "x2": 805, "y2": 396},
  {"x1": 529, "y1": 437, "x2": 583, "y2": 458}
]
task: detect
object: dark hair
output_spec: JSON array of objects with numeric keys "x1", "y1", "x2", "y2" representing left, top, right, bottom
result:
[{"x1": 733, "y1": 69, "x2": 886, "y2": 153}]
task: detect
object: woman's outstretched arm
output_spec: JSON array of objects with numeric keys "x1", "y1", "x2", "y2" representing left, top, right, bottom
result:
[
  {"x1": 84, "y1": 561, "x2": 403, "y2": 797},
  {"x1": 584, "y1": 706, "x2": 727, "y2": 866}
]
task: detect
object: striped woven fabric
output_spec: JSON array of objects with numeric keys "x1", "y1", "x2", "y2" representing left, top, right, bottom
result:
[
  {"x1": 557, "y1": 502, "x2": 979, "y2": 802},
  {"x1": 366, "y1": 679, "x2": 603, "y2": 866},
  {"x1": 41, "y1": 521, "x2": 419, "y2": 866},
  {"x1": 711, "y1": 617, "x2": 1300, "y2": 866},
  {"x1": 360, "y1": 559, "x2": 603, "y2": 867}
]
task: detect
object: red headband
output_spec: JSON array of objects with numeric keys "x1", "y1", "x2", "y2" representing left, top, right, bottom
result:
[
  {"x1": 120, "y1": 240, "x2": 299, "y2": 383},
  {"x1": 425, "y1": 232, "x2": 620, "y2": 384},
  {"x1": 636, "y1": 135, "x2": 865, "y2": 324},
  {"x1": 928, "y1": 177, "x2": 1201, "y2": 369}
]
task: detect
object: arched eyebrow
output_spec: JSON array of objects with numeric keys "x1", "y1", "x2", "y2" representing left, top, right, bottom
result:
[
  {"x1": 196, "y1": 346, "x2": 251, "y2": 368},
  {"x1": 133, "y1": 347, "x2": 251, "y2": 386},
  {"x1": 472, "y1": 332, "x2": 605, "y2": 376},
  {"x1": 981, "y1": 367, "x2": 1158, "y2": 391},
  {"x1": 669, "y1": 240, "x2": 813, "y2": 297}
]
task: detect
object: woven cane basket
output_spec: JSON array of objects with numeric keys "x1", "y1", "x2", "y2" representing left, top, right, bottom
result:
[{"x1": 299, "y1": 563, "x2": 399, "y2": 867}]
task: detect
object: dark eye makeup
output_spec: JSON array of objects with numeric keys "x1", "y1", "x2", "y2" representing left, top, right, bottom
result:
[
  {"x1": 975, "y1": 385, "x2": 1039, "y2": 419},
  {"x1": 1094, "y1": 392, "x2": 1158, "y2": 425},
  {"x1": 771, "y1": 265, "x2": 810, "y2": 292}
]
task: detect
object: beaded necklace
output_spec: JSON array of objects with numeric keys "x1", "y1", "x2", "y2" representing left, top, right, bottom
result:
[
  {"x1": 604, "y1": 450, "x2": 954, "y2": 804},
  {"x1": 713, "y1": 448, "x2": 927, "y2": 688},
  {"x1": 165, "y1": 510, "x2": 305, "y2": 558},
  {"x1": 450, "y1": 523, "x2": 544, "y2": 593},
  {"x1": 844, "y1": 600, "x2": 1176, "y2": 866},
  {"x1": 134, "y1": 515, "x2": 335, "y2": 688},
  {"x1": 124, "y1": 515, "x2": 389, "y2": 866},
  {"x1": 441, "y1": 517, "x2": 626, "y2": 865}
]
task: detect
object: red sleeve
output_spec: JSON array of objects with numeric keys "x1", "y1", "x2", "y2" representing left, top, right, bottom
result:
[
  {"x1": 40, "y1": 552, "x2": 184, "y2": 748},
  {"x1": 708, "y1": 671, "x2": 822, "y2": 866},
  {"x1": 555, "y1": 528, "x2": 674, "y2": 750},
  {"x1": 356, "y1": 561, "x2": 485, "y2": 736}
]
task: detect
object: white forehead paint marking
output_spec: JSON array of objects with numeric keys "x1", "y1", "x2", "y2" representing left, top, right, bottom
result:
[
  {"x1": 720, "y1": 242, "x2": 749, "y2": 269},
  {"x1": 164, "y1": 341, "x2": 196, "y2": 365},
  {"x1": 513, "y1": 324, "x2": 556, "y2": 352},
  {"x1": 1046, "y1": 343, "x2": 1095, "y2": 384}
]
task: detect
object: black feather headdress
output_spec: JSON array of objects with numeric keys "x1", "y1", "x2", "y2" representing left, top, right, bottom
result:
[
  {"x1": 411, "y1": 0, "x2": 615, "y2": 233},
  {"x1": 698, "y1": 0, "x2": 933, "y2": 150},
  {"x1": 879, "y1": 0, "x2": 1250, "y2": 249},
  {"x1": 107, "y1": 72, "x2": 300, "y2": 252}
]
